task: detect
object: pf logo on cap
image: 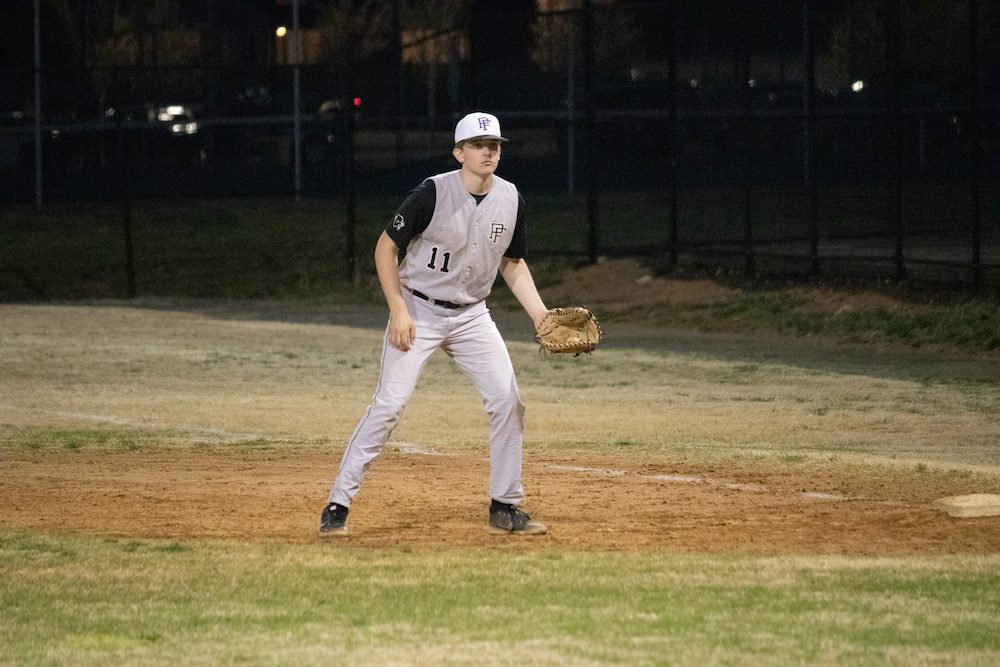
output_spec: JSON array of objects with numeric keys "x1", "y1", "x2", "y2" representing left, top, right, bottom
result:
[{"x1": 455, "y1": 112, "x2": 508, "y2": 144}]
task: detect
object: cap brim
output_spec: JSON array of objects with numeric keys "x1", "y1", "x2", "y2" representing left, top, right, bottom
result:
[{"x1": 460, "y1": 135, "x2": 509, "y2": 143}]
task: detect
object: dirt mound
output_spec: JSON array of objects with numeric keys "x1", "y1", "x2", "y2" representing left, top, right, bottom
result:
[
  {"x1": 540, "y1": 259, "x2": 736, "y2": 312},
  {"x1": 539, "y1": 258, "x2": 910, "y2": 316}
]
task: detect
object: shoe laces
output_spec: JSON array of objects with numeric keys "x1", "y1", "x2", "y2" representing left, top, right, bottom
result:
[
  {"x1": 507, "y1": 506, "x2": 533, "y2": 529},
  {"x1": 511, "y1": 507, "x2": 530, "y2": 520},
  {"x1": 324, "y1": 503, "x2": 347, "y2": 522}
]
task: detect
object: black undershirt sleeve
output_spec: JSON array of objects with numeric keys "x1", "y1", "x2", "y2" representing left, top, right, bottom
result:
[
  {"x1": 385, "y1": 180, "x2": 436, "y2": 248},
  {"x1": 503, "y1": 192, "x2": 527, "y2": 259}
]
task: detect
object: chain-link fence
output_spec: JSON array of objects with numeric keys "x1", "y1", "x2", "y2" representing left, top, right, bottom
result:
[{"x1": 2, "y1": 0, "x2": 998, "y2": 299}]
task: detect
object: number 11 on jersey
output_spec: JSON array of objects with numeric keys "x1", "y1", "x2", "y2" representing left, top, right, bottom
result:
[{"x1": 427, "y1": 247, "x2": 451, "y2": 273}]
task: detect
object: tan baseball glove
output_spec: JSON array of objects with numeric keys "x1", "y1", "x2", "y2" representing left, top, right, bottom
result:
[{"x1": 535, "y1": 307, "x2": 602, "y2": 356}]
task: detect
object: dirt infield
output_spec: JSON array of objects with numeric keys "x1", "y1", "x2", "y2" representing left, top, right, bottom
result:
[
  {"x1": 4, "y1": 446, "x2": 999, "y2": 555},
  {"x1": 4, "y1": 261, "x2": 999, "y2": 556}
]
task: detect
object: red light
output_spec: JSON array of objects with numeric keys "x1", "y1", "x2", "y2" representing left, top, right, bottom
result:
[{"x1": 353, "y1": 98, "x2": 362, "y2": 107}]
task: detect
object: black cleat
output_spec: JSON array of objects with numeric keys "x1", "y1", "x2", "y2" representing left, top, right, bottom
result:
[
  {"x1": 318, "y1": 502, "x2": 349, "y2": 538},
  {"x1": 489, "y1": 500, "x2": 547, "y2": 536}
]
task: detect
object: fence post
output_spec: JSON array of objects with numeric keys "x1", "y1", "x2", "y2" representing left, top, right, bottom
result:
[
  {"x1": 116, "y1": 114, "x2": 136, "y2": 299},
  {"x1": 582, "y1": 0, "x2": 598, "y2": 264},
  {"x1": 969, "y1": 0, "x2": 982, "y2": 290},
  {"x1": 741, "y1": 9, "x2": 754, "y2": 278},
  {"x1": 343, "y1": 83, "x2": 357, "y2": 287},
  {"x1": 292, "y1": 0, "x2": 302, "y2": 202},
  {"x1": 33, "y1": 0, "x2": 42, "y2": 209},
  {"x1": 804, "y1": 0, "x2": 818, "y2": 276},
  {"x1": 121, "y1": 198, "x2": 136, "y2": 299},
  {"x1": 567, "y1": 0, "x2": 577, "y2": 196},
  {"x1": 393, "y1": 0, "x2": 405, "y2": 164},
  {"x1": 887, "y1": 0, "x2": 905, "y2": 281},
  {"x1": 468, "y1": 1, "x2": 478, "y2": 107},
  {"x1": 666, "y1": 0, "x2": 678, "y2": 268}
]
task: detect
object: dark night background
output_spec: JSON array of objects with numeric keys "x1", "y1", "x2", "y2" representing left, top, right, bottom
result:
[{"x1": 1, "y1": 1, "x2": 998, "y2": 293}]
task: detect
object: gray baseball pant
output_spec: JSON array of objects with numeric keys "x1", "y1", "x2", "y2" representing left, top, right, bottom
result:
[{"x1": 328, "y1": 292, "x2": 525, "y2": 508}]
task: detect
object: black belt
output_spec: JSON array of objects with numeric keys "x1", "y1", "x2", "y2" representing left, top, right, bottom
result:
[{"x1": 411, "y1": 289, "x2": 463, "y2": 309}]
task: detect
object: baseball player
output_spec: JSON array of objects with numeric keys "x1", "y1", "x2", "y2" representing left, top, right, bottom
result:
[{"x1": 319, "y1": 112, "x2": 549, "y2": 538}]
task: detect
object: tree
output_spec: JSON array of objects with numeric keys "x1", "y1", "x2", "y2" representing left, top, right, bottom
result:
[
  {"x1": 402, "y1": 0, "x2": 467, "y2": 119},
  {"x1": 316, "y1": 0, "x2": 393, "y2": 69},
  {"x1": 532, "y1": 1, "x2": 643, "y2": 82},
  {"x1": 816, "y1": 0, "x2": 1000, "y2": 98},
  {"x1": 0, "y1": 0, "x2": 86, "y2": 118}
]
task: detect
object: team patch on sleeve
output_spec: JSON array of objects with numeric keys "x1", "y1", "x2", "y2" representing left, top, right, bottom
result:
[{"x1": 393, "y1": 214, "x2": 405, "y2": 230}]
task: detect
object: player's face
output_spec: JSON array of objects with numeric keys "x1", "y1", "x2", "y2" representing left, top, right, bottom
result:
[{"x1": 454, "y1": 138, "x2": 502, "y2": 177}]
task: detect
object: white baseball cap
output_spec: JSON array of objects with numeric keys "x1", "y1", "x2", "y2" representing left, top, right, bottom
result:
[{"x1": 454, "y1": 112, "x2": 508, "y2": 144}]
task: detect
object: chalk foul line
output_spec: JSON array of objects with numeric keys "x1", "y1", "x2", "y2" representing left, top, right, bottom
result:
[{"x1": 393, "y1": 443, "x2": 904, "y2": 504}]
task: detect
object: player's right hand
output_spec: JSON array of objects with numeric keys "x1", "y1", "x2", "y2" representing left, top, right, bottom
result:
[{"x1": 387, "y1": 310, "x2": 416, "y2": 352}]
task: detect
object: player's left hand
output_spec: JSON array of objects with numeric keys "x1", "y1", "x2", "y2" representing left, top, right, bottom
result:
[{"x1": 535, "y1": 306, "x2": 601, "y2": 356}]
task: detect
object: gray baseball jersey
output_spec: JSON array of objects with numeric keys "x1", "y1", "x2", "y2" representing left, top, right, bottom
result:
[{"x1": 388, "y1": 169, "x2": 526, "y2": 305}]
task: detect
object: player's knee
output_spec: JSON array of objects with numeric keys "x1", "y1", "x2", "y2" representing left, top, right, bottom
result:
[
  {"x1": 483, "y1": 373, "x2": 524, "y2": 421},
  {"x1": 371, "y1": 386, "x2": 413, "y2": 417}
]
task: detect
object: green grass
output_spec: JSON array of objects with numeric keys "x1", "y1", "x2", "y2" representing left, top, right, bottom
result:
[
  {"x1": 598, "y1": 288, "x2": 1000, "y2": 351},
  {"x1": 0, "y1": 424, "x2": 307, "y2": 453},
  {"x1": 2, "y1": 529, "x2": 999, "y2": 666},
  {"x1": 0, "y1": 199, "x2": 393, "y2": 302},
  {"x1": 2, "y1": 425, "x2": 154, "y2": 451},
  {"x1": 833, "y1": 303, "x2": 1000, "y2": 349},
  {"x1": 708, "y1": 291, "x2": 1000, "y2": 350}
]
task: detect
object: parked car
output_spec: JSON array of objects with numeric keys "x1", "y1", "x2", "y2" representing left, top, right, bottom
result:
[
  {"x1": 25, "y1": 103, "x2": 208, "y2": 178},
  {"x1": 102, "y1": 103, "x2": 207, "y2": 167}
]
